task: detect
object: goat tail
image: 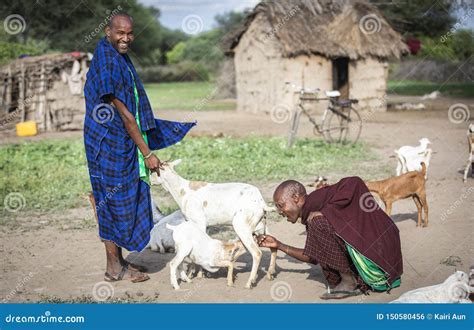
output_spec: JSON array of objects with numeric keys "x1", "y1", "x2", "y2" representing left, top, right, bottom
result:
[{"x1": 420, "y1": 162, "x2": 427, "y2": 176}]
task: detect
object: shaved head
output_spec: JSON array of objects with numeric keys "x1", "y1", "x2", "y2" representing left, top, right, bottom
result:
[
  {"x1": 108, "y1": 12, "x2": 133, "y2": 28},
  {"x1": 105, "y1": 12, "x2": 134, "y2": 54},
  {"x1": 273, "y1": 180, "x2": 307, "y2": 223},
  {"x1": 274, "y1": 180, "x2": 306, "y2": 201}
]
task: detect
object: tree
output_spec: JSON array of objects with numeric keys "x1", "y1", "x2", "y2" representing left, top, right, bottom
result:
[
  {"x1": 0, "y1": 0, "x2": 165, "y2": 63},
  {"x1": 166, "y1": 41, "x2": 186, "y2": 64},
  {"x1": 214, "y1": 10, "x2": 250, "y2": 37},
  {"x1": 451, "y1": 29, "x2": 474, "y2": 61},
  {"x1": 369, "y1": 0, "x2": 457, "y2": 37}
]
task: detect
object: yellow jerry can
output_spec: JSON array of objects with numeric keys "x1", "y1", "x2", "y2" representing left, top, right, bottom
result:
[{"x1": 16, "y1": 121, "x2": 38, "y2": 137}]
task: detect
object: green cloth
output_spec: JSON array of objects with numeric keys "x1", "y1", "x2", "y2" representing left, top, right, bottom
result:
[
  {"x1": 346, "y1": 243, "x2": 401, "y2": 291},
  {"x1": 127, "y1": 67, "x2": 150, "y2": 186}
]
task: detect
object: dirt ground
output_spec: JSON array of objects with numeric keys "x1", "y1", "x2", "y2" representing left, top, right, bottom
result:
[{"x1": 1, "y1": 95, "x2": 473, "y2": 303}]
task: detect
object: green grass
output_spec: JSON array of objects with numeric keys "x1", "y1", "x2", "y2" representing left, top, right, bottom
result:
[
  {"x1": 388, "y1": 80, "x2": 474, "y2": 98},
  {"x1": 0, "y1": 137, "x2": 373, "y2": 213},
  {"x1": 144, "y1": 82, "x2": 235, "y2": 111}
]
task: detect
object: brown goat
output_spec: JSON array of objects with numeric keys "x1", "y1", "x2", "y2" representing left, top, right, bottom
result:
[
  {"x1": 365, "y1": 162, "x2": 428, "y2": 227},
  {"x1": 87, "y1": 191, "x2": 99, "y2": 224}
]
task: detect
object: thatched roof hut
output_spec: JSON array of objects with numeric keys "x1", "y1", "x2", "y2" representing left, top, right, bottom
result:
[
  {"x1": 0, "y1": 52, "x2": 90, "y2": 133},
  {"x1": 222, "y1": 0, "x2": 408, "y2": 114}
]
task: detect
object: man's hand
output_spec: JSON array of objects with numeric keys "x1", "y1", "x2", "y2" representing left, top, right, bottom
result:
[
  {"x1": 257, "y1": 234, "x2": 279, "y2": 249},
  {"x1": 145, "y1": 154, "x2": 164, "y2": 175}
]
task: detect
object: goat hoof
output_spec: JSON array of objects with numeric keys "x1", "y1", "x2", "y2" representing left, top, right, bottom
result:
[{"x1": 266, "y1": 273, "x2": 275, "y2": 281}]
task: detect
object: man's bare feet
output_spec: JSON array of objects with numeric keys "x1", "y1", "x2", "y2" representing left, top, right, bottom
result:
[
  {"x1": 320, "y1": 273, "x2": 362, "y2": 299},
  {"x1": 333, "y1": 272, "x2": 357, "y2": 292},
  {"x1": 104, "y1": 242, "x2": 149, "y2": 282},
  {"x1": 104, "y1": 265, "x2": 149, "y2": 283},
  {"x1": 117, "y1": 247, "x2": 148, "y2": 272}
]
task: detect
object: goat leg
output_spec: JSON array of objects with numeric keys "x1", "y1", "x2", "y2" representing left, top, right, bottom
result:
[{"x1": 267, "y1": 248, "x2": 277, "y2": 280}]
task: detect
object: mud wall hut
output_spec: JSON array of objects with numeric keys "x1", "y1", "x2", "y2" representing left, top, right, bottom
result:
[
  {"x1": 222, "y1": 0, "x2": 408, "y2": 115},
  {"x1": 0, "y1": 52, "x2": 90, "y2": 133}
]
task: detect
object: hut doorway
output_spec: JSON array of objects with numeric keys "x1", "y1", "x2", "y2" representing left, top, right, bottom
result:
[{"x1": 332, "y1": 57, "x2": 349, "y2": 99}]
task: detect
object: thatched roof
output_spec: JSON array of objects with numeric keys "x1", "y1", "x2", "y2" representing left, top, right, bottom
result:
[
  {"x1": 0, "y1": 52, "x2": 89, "y2": 77},
  {"x1": 222, "y1": 0, "x2": 408, "y2": 60}
]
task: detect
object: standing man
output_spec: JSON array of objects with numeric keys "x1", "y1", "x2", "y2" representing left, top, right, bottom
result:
[
  {"x1": 258, "y1": 177, "x2": 403, "y2": 299},
  {"x1": 84, "y1": 13, "x2": 195, "y2": 282}
]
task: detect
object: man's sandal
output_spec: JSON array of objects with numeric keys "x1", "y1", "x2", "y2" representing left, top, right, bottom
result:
[
  {"x1": 104, "y1": 265, "x2": 150, "y2": 283},
  {"x1": 320, "y1": 289, "x2": 362, "y2": 300},
  {"x1": 122, "y1": 260, "x2": 147, "y2": 273}
]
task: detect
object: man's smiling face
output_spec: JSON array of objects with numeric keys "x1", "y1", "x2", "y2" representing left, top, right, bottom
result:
[
  {"x1": 274, "y1": 192, "x2": 303, "y2": 223},
  {"x1": 273, "y1": 182, "x2": 306, "y2": 224},
  {"x1": 105, "y1": 15, "x2": 134, "y2": 54}
]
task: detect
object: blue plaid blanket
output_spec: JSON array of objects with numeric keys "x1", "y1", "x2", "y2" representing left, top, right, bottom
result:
[{"x1": 84, "y1": 37, "x2": 195, "y2": 252}]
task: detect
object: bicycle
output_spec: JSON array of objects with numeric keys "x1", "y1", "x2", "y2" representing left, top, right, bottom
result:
[{"x1": 285, "y1": 83, "x2": 362, "y2": 148}]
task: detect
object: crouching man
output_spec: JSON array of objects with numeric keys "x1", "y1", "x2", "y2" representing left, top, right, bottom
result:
[{"x1": 258, "y1": 177, "x2": 403, "y2": 299}]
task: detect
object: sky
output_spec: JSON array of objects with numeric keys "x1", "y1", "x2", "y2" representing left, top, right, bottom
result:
[
  {"x1": 138, "y1": 0, "x2": 473, "y2": 33},
  {"x1": 138, "y1": 0, "x2": 260, "y2": 32}
]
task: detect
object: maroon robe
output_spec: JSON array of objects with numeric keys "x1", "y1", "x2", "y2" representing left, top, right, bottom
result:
[{"x1": 301, "y1": 176, "x2": 403, "y2": 285}]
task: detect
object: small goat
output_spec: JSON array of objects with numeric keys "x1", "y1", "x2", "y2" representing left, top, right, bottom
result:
[
  {"x1": 395, "y1": 138, "x2": 432, "y2": 178},
  {"x1": 167, "y1": 222, "x2": 246, "y2": 289},
  {"x1": 151, "y1": 159, "x2": 277, "y2": 288},
  {"x1": 365, "y1": 163, "x2": 428, "y2": 227},
  {"x1": 391, "y1": 271, "x2": 472, "y2": 303},
  {"x1": 147, "y1": 210, "x2": 185, "y2": 253},
  {"x1": 463, "y1": 123, "x2": 474, "y2": 183},
  {"x1": 308, "y1": 176, "x2": 329, "y2": 190}
]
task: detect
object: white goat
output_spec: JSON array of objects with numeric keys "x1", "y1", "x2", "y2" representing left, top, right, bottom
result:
[
  {"x1": 463, "y1": 123, "x2": 474, "y2": 183},
  {"x1": 147, "y1": 210, "x2": 185, "y2": 253},
  {"x1": 151, "y1": 159, "x2": 277, "y2": 289},
  {"x1": 151, "y1": 199, "x2": 165, "y2": 224},
  {"x1": 167, "y1": 221, "x2": 247, "y2": 289},
  {"x1": 391, "y1": 271, "x2": 472, "y2": 303},
  {"x1": 395, "y1": 138, "x2": 432, "y2": 178}
]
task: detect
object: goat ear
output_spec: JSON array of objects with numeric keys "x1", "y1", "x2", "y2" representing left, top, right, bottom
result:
[{"x1": 170, "y1": 159, "x2": 182, "y2": 167}]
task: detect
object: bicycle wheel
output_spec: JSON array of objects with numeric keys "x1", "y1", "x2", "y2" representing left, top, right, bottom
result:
[{"x1": 322, "y1": 107, "x2": 362, "y2": 144}]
